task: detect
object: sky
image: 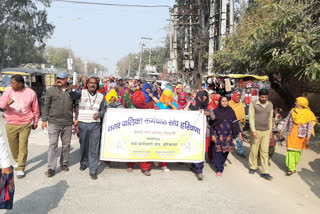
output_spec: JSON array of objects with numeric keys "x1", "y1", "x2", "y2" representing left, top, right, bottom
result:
[{"x1": 45, "y1": 0, "x2": 175, "y2": 75}]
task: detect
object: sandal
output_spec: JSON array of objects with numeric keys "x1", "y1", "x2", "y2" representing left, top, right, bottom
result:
[
  {"x1": 142, "y1": 170, "x2": 151, "y2": 176},
  {"x1": 286, "y1": 170, "x2": 296, "y2": 176}
]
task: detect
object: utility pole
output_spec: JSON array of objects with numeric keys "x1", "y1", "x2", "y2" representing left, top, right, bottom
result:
[
  {"x1": 137, "y1": 37, "x2": 152, "y2": 79},
  {"x1": 137, "y1": 41, "x2": 144, "y2": 79},
  {"x1": 196, "y1": 0, "x2": 202, "y2": 89},
  {"x1": 240, "y1": 0, "x2": 245, "y2": 15},
  {"x1": 148, "y1": 40, "x2": 152, "y2": 67},
  {"x1": 173, "y1": 7, "x2": 178, "y2": 79},
  {"x1": 127, "y1": 58, "x2": 131, "y2": 78},
  {"x1": 230, "y1": 0, "x2": 234, "y2": 34},
  {"x1": 169, "y1": 8, "x2": 173, "y2": 60},
  {"x1": 219, "y1": 0, "x2": 227, "y2": 49},
  {"x1": 168, "y1": 8, "x2": 176, "y2": 78},
  {"x1": 208, "y1": 0, "x2": 216, "y2": 74}
]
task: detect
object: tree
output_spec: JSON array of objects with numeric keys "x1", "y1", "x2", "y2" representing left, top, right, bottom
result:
[
  {"x1": 44, "y1": 46, "x2": 108, "y2": 76},
  {"x1": 45, "y1": 46, "x2": 70, "y2": 69},
  {"x1": 0, "y1": 0, "x2": 55, "y2": 69},
  {"x1": 211, "y1": 0, "x2": 320, "y2": 107}
]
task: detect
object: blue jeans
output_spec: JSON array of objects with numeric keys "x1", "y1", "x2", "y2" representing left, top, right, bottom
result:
[{"x1": 236, "y1": 136, "x2": 244, "y2": 154}]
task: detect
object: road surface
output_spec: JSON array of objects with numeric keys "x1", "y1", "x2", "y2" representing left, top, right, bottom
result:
[{"x1": 0, "y1": 113, "x2": 319, "y2": 214}]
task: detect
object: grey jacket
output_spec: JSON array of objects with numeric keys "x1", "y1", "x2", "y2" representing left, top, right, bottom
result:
[{"x1": 42, "y1": 85, "x2": 78, "y2": 126}]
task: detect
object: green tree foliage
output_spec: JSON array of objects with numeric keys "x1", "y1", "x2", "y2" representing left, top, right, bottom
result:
[
  {"x1": 211, "y1": 0, "x2": 320, "y2": 105},
  {"x1": 44, "y1": 46, "x2": 108, "y2": 76},
  {"x1": 45, "y1": 46, "x2": 69, "y2": 69},
  {"x1": 0, "y1": 0, "x2": 55, "y2": 69}
]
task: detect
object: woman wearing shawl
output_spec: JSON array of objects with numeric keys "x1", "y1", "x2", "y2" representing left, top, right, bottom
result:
[
  {"x1": 229, "y1": 92, "x2": 246, "y2": 158},
  {"x1": 205, "y1": 93, "x2": 221, "y2": 163},
  {"x1": 280, "y1": 97, "x2": 317, "y2": 175},
  {"x1": 208, "y1": 94, "x2": 221, "y2": 110},
  {"x1": 105, "y1": 89, "x2": 123, "y2": 108},
  {"x1": 153, "y1": 89, "x2": 178, "y2": 171},
  {"x1": 177, "y1": 92, "x2": 188, "y2": 110},
  {"x1": 155, "y1": 89, "x2": 179, "y2": 110},
  {"x1": 188, "y1": 90, "x2": 212, "y2": 180},
  {"x1": 132, "y1": 83, "x2": 154, "y2": 109},
  {"x1": 121, "y1": 87, "x2": 151, "y2": 176},
  {"x1": 165, "y1": 86, "x2": 178, "y2": 102},
  {"x1": 142, "y1": 83, "x2": 158, "y2": 108},
  {"x1": 175, "y1": 84, "x2": 184, "y2": 100},
  {"x1": 122, "y1": 86, "x2": 135, "y2": 109},
  {"x1": 128, "y1": 85, "x2": 154, "y2": 175},
  {"x1": 211, "y1": 96, "x2": 242, "y2": 177}
]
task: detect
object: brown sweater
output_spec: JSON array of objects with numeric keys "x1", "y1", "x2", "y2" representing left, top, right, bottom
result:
[{"x1": 249, "y1": 100, "x2": 273, "y2": 132}]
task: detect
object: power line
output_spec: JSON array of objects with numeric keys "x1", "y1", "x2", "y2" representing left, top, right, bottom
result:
[{"x1": 53, "y1": 0, "x2": 171, "y2": 8}]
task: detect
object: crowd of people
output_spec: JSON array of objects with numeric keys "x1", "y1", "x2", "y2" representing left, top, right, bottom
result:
[{"x1": 0, "y1": 72, "x2": 318, "y2": 187}]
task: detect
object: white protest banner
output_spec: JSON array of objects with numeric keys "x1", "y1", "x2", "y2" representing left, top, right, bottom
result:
[{"x1": 100, "y1": 109, "x2": 206, "y2": 163}]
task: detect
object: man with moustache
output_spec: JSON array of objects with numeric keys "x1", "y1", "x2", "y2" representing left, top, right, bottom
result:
[
  {"x1": 74, "y1": 77, "x2": 106, "y2": 180},
  {"x1": 42, "y1": 72, "x2": 78, "y2": 177}
]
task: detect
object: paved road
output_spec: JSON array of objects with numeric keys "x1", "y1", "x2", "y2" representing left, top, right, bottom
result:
[{"x1": 0, "y1": 114, "x2": 319, "y2": 214}]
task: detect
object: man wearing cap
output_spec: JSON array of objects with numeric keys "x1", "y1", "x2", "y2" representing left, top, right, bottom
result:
[
  {"x1": 184, "y1": 86, "x2": 194, "y2": 103},
  {"x1": 42, "y1": 72, "x2": 78, "y2": 177}
]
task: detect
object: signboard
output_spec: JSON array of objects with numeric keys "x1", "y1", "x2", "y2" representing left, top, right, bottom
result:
[
  {"x1": 145, "y1": 65, "x2": 157, "y2": 73},
  {"x1": 100, "y1": 109, "x2": 206, "y2": 163}
]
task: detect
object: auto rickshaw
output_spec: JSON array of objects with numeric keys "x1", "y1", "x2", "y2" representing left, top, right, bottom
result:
[
  {"x1": 0, "y1": 68, "x2": 47, "y2": 111},
  {"x1": 44, "y1": 73, "x2": 56, "y2": 88}
]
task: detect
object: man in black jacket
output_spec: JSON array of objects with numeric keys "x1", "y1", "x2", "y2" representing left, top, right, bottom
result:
[{"x1": 42, "y1": 72, "x2": 78, "y2": 177}]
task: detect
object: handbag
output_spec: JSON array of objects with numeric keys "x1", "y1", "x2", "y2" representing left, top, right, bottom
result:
[{"x1": 0, "y1": 169, "x2": 14, "y2": 210}]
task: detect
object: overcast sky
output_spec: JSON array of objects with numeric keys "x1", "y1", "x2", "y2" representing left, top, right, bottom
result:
[{"x1": 45, "y1": 0, "x2": 174, "y2": 75}]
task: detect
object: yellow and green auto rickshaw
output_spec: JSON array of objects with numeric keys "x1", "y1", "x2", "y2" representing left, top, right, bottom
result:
[
  {"x1": 0, "y1": 68, "x2": 47, "y2": 109},
  {"x1": 44, "y1": 73, "x2": 56, "y2": 88}
]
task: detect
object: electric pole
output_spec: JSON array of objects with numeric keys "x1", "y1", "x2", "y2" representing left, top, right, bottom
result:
[
  {"x1": 208, "y1": 0, "x2": 216, "y2": 74},
  {"x1": 173, "y1": 7, "x2": 178, "y2": 80},
  {"x1": 196, "y1": 0, "x2": 202, "y2": 89},
  {"x1": 137, "y1": 41, "x2": 144, "y2": 79},
  {"x1": 219, "y1": 0, "x2": 227, "y2": 50},
  {"x1": 137, "y1": 37, "x2": 152, "y2": 79},
  {"x1": 127, "y1": 58, "x2": 131, "y2": 78},
  {"x1": 230, "y1": 0, "x2": 234, "y2": 34},
  {"x1": 240, "y1": 0, "x2": 246, "y2": 14}
]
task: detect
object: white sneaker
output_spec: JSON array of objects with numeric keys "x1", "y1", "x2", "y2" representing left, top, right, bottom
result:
[
  {"x1": 16, "y1": 170, "x2": 25, "y2": 179},
  {"x1": 13, "y1": 163, "x2": 18, "y2": 170},
  {"x1": 161, "y1": 166, "x2": 170, "y2": 172}
]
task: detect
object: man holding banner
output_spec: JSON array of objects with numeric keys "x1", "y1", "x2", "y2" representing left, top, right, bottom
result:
[{"x1": 75, "y1": 77, "x2": 106, "y2": 180}]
